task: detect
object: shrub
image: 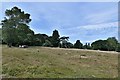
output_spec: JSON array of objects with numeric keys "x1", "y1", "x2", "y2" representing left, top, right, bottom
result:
[{"x1": 116, "y1": 43, "x2": 120, "y2": 52}]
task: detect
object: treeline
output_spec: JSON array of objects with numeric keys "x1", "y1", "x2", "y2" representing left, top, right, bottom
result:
[
  {"x1": 1, "y1": 6, "x2": 120, "y2": 52},
  {"x1": 73, "y1": 37, "x2": 120, "y2": 52}
]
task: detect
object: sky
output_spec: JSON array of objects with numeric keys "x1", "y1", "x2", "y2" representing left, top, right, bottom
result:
[{"x1": 0, "y1": 2, "x2": 119, "y2": 44}]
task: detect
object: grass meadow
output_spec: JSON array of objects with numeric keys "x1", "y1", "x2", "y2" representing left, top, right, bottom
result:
[{"x1": 2, "y1": 45, "x2": 118, "y2": 78}]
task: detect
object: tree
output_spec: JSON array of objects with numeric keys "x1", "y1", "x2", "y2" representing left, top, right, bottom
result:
[
  {"x1": 91, "y1": 37, "x2": 118, "y2": 51},
  {"x1": 51, "y1": 30, "x2": 60, "y2": 47},
  {"x1": 2, "y1": 18, "x2": 18, "y2": 47},
  {"x1": 43, "y1": 40, "x2": 52, "y2": 47},
  {"x1": 42, "y1": 34, "x2": 49, "y2": 40},
  {"x1": 83, "y1": 43, "x2": 91, "y2": 49},
  {"x1": 107, "y1": 37, "x2": 118, "y2": 51},
  {"x1": 17, "y1": 24, "x2": 34, "y2": 46},
  {"x1": 116, "y1": 43, "x2": 120, "y2": 52},
  {"x1": 74, "y1": 40, "x2": 83, "y2": 49},
  {"x1": 59, "y1": 36, "x2": 69, "y2": 48},
  {"x1": 66, "y1": 42, "x2": 73, "y2": 48},
  {"x1": 91, "y1": 40, "x2": 109, "y2": 51},
  {"x1": 1, "y1": 6, "x2": 33, "y2": 47},
  {"x1": 33, "y1": 34, "x2": 45, "y2": 46}
]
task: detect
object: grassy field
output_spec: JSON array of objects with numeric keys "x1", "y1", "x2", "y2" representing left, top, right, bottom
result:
[{"x1": 2, "y1": 45, "x2": 118, "y2": 78}]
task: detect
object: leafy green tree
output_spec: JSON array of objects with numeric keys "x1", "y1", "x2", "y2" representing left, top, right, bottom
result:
[
  {"x1": 17, "y1": 24, "x2": 34, "y2": 46},
  {"x1": 83, "y1": 43, "x2": 87, "y2": 49},
  {"x1": 2, "y1": 17, "x2": 17, "y2": 47},
  {"x1": 33, "y1": 34, "x2": 45, "y2": 46},
  {"x1": 91, "y1": 37, "x2": 118, "y2": 51},
  {"x1": 74, "y1": 40, "x2": 83, "y2": 49},
  {"x1": 91, "y1": 40, "x2": 109, "y2": 51},
  {"x1": 51, "y1": 30, "x2": 60, "y2": 47},
  {"x1": 67, "y1": 42, "x2": 73, "y2": 48},
  {"x1": 42, "y1": 34, "x2": 49, "y2": 40},
  {"x1": 1, "y1": 6, "x2": 33, "y2": 47},
  {"x1": 107, "y1": 37, "x2": 118, "y2": 51},
  {"x1": 87, "y1": 43, "x2": 91, "y2": 49},
  {"x1": 59, "y1": 36, "x2": 69, "y2": 48},
  {"x1": 116, "y1": 43, "x2": 120, "y2": 52},
  {"x1": 43, "y1": 40, "x2": 52, "y2": 47},
  {"x1": 83, "y1": 43, "x2": 91, "y2": 49}
]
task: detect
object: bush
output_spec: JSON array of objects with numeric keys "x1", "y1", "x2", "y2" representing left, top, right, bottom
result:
[
  {"x1": 74, "y1": 40, "x2": 83, "y2": 49},
  {"x1": 116, "y1": 43, "x2": 120, "y2": 52},
  {"x1": 42, "y1": 40, "x2": 53, "y2": 47},
  {"x1": 91, "y1": 40, "x2": 108, "y2": 51}
]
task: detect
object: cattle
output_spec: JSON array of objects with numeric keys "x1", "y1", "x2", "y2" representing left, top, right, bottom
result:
[{"x1": 19, "y1": 45, "x2": 28, "y2": 48}]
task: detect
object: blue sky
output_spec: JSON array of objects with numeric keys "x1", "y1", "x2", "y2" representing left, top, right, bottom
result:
[{"x1": 0, "y1": 2, "x2": 118, "y2": 44}]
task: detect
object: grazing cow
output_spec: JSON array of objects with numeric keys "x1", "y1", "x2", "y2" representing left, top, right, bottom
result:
[{"x1": 19, "y1": 45, "x2": 28, "y2": 48}]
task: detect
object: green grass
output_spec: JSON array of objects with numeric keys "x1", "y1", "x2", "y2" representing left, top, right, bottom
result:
[{"x1": 2, "y1": 45, "x2": 118, "y2": 78}]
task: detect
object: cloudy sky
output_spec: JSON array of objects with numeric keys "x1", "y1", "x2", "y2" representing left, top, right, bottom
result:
[{"x1": 0, "y1": 1, "x2": 119, "y2": 44}]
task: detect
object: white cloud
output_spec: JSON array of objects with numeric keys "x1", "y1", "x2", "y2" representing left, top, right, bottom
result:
[
  {"x1": 79, "y1": 22, "x2": 118, "y2": 30},
  {"x1": 61, "y1": 21, "x2": 118, "y2": 44},
  {"x1": 65, "y1": 22, "x2": 118, "y2": 31},
  {"x1": 84, "y1": 8, "x2": 118, "y2": 24}
]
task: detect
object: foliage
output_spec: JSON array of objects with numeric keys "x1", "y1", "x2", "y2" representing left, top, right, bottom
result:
[
  {"x1": 91, "y1": 40, "x2": 109, "y2": 51},
  {"x1": 74, "y1": 40, "x2": 83, "y2": 49},
  {"x1": 1, "y1": 6, "x2": 33, "y2": 47},
  {"x1": 116, "y1": 43, "x2": 120, "y2": 52},
  {"x1": 59, "y1": 36, "x2": 69, "y2": 48},
  {"x1": 51, "y1": 30, "x2": 60, "y2": 47},
  {"x1": 83, "y1": 43, "x2": 91, "y2": 49},
  {"x1": 17, "y1": 24, "x2": 34, "y2": 46},
  {"x1": 43, "y1": 40, "x2": 53, "y2": 47},
  {"x1": 91, "y1": 37, "x2": 118, "y2": 51},
  {"x1": 66, "y1": 42, "x2": 73, "y2": 48},
  {"x1": 107, "y1": 37, "x2": 118, "y2": 51},
  {"x1": 33, "y1": 34, "x2": 45, "y2": 46},
  {"x1": 0, "y1": 28, "x2": 2, "y2": 44}
]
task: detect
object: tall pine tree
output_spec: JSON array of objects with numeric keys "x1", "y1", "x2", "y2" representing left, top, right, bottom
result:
[
  {"x1": 51, "y1": 30, "x2": 60, "y2": 47},
  {"x1": 1, "y1": 6, "x2": 34, "y2": 47},
  {"x1": 74, "y1": 40, "x2": 83, "y2": 49}
]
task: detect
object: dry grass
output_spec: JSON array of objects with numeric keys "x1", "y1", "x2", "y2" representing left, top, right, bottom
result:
[{"x1": 2, "y1": 45, "x2": 118, "y2": 78}]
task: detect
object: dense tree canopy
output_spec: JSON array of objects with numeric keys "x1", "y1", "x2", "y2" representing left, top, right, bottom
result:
[
  {"x1": 59, "y1": 36, "x2": 69, "y2": 48},
  {"x1": 107, "y1": 37, "x2": 118, "y2": 51},
  {"x1": 33, "y1": 34, "x2": 45, "y2": 46},
  {"x1": 51, "y1": 30, "x2": 60, "y2": 47},
  {"x1": 74, "y1": 40, "x2": 83, "y2": 49},
  {"x1": 1, "y1": 6, "x2": 33, "y2": 47},
  {"x1": 116, "y1": 43, "x2": 120, "y2": 52},
  {"x1": 91, "y1": 37, "x2": 118, "y2": 51},
  {"x1": 91, "y1": 40, "x2": 108, "y2": 51},
  {"x1": 83, "y1": 43, "x2": 91, "y2": 49}
]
